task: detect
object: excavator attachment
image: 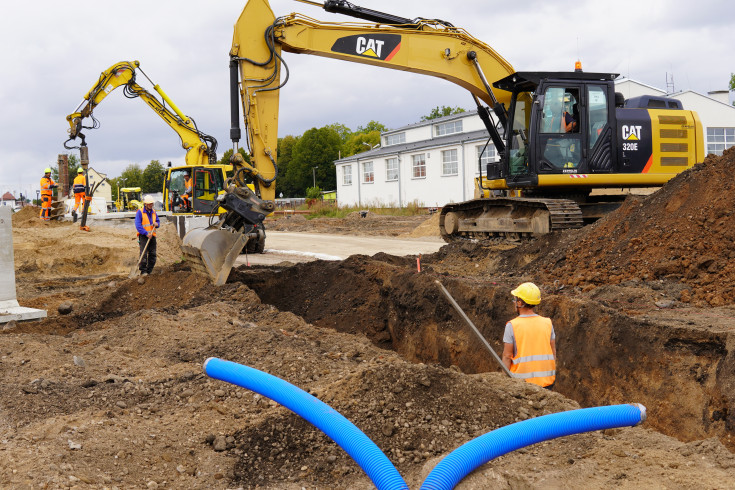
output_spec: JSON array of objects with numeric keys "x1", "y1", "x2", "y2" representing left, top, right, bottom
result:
[
  {"x1": 180, "y1": 184, "x2": 272, "y2": 285},
  {"x1": 181, "y1": 227, "x2": 250, "y2": 286}
]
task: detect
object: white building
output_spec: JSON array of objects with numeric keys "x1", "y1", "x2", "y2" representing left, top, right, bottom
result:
[
  {"x1": 334, "y1": 111, "x2": 498, "y2": 208},
  {"x1": 334, "y1": 80, "x2": 735, "y2": 208}
]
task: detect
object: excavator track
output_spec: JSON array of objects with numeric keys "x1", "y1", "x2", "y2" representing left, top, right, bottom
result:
[{"x1": 439, "y1": 197, "x2": 584, "y2": 243}]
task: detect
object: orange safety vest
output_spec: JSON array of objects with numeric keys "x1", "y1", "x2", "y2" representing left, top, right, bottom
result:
[
  {"x1": 138, "y1": 209, "x2": 158, "y2": 237},
  {"x1": 73, "y1": 174, "x2": 86, "y2": 194},
  {"x1": 40, "y1": 177, "x2": 56, "y2": 196},
  {"x1": 509, "y1": 315, "x2": 556, "y2": 387}
]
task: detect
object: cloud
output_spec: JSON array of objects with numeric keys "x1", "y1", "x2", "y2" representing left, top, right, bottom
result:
[{"x1": 1, "y1": 0, "x2": 731, "y2": 194}]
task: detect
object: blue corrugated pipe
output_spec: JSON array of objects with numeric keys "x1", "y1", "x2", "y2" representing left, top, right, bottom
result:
[
  {"x1": 420, "y1": 403, "x2": 647, "y2": 490},
  {"x1": 203, "y1": 357, "x2": 409, "y2": 490}
]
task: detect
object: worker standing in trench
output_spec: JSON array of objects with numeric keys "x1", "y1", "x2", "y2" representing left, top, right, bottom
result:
[
  {"x1": 502, "y1": 282, "x2": 557, "y2": 389},
  {"x1": 135, "y1": 195, "x2": 160, "y2": 276}
]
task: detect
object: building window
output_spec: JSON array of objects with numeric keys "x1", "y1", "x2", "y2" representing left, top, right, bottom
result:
[
  {"x1": 385, "y1": 158, "x2": 398, "y2": 181},
  {"x1": 343, "y1": 165, "x2": 352, "y2": 185},
  {"x1": 707, "y1": 127, "x2": 735, "y2": 156},
  {"x1": 363, "y1": 161, "x2": 374, "y2": 183},
  {"x1": 441, "y1": 149, "x2": 458, "y2": 176},
  {"x1": 385, "y1": 132, "x2": 406, "y2": 146},
  {"x1": 476, "y1": 144, "x2": 496, "y2": 173},
  {"x1": 412, "y1": 154, "x2": 426, "y2": 178},
  {"x1": 435, "y1": 120, "x2": 463, "y2": 136}
]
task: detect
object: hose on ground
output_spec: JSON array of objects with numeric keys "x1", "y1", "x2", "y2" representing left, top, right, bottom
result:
[
  {"x1": 420, "y1": 403, "x2": 646, "y2": 490},
  {"x1": 203, "y1": 357, "x2": 409, "y2": 490}
]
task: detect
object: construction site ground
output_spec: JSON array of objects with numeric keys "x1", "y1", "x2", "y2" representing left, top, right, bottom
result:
[{"x1": 4, "y1": 148, "x2": 735, "y2": 489}]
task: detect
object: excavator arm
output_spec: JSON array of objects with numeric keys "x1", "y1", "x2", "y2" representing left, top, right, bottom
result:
[
  {"x1": 183, "y1": 0, "x2": 517, "y2": 285},
  {"x1": 65, "y1": 60, "x2": 217, "y2": 167},
  {"x1": 231, "y1": 0, "x2": 516, "y2": 177}
]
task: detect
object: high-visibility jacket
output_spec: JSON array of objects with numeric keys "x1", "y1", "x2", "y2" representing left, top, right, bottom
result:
[
  {"x1": 136, "y1": 208, "x2": 158, "y2": 237},
  {"x1": 73, "y1": 174, "x2": 86, "y2": 194},
  {"x1": 508, "y1": 315, "x2": 556, "y2": 387},
  {"x1": 183, "y1": 177, "x2": 193, "y2": 197},
  {"x1": 40, "y1": 177, "x2": 56, "y2": 197}
]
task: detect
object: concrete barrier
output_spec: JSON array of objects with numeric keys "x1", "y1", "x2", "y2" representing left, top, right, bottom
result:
[{"x1": 0, "y1": 207, "x2": 46, "y2": 323}]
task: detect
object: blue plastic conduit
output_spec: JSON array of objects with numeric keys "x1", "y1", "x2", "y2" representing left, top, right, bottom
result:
[
  {"x1": 420, "y1": 403, "x2": 647, "y2": 490},
  {"x1": 203, "y1": 357, "x2": 409, "y2": 490}
]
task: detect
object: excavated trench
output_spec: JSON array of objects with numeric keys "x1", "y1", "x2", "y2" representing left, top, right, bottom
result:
[{"x1": 232, "y1": 254, "x2": 735, "y2": 452}]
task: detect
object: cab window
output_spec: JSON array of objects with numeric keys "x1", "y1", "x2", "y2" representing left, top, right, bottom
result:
[
  {"x1": 588, "y1": 85, "x2": 608, "y2": 149},
  {"x1": 539, "y1": 86, "x2": 581, "y2": 170}
]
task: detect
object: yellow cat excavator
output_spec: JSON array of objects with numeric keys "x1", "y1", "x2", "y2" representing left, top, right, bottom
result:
[
  {"x1": 64, "y1": 60, "x2": 237, "y2": 219},
  {"x1": 181, "y1": 0, "x2": 703, "y2": 284}
]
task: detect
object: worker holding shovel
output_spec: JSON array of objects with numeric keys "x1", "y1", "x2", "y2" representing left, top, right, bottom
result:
[
  {"x1": 502, "y1": 282, "x2": 557, "y2": 389},
  {"x1": 134, "y1": 196, "x2": 160, "y2": 276}
]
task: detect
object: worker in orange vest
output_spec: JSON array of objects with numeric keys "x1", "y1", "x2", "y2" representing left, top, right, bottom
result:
[
  {"x1": 181, "y1": 171, "x2": 193, "y2": 212},
  {"x1": 39, "y1": 168, "x2": 58, "y2": 221},
  {"x1": 502, "y1": 282, "x2": 557, "y2": 389},
  {"x1": 71, "y1": 168, "x2": 86, "y2": 221},
  {"x1": 134, "y1": 195, "x2": 160, "y2": 276}
]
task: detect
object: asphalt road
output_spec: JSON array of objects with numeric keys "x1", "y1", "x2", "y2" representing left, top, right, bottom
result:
[{"x1": 234, "y1": 231, "x2": 445, "y2": 266}]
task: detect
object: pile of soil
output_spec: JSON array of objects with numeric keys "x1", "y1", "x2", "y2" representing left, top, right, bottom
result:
[
  {"x1": 528, "y1": 147, "x2": 735, "y2": 306},
  {"x1": 267, "y1": 213, "x2": 432, "y2": 237},
  {"x1": 5, "y1": 153, "x2": 735, "y2": 489}
]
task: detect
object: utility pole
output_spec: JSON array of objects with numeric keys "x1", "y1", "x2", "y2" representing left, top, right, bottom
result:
[{"x1": 312, "y1": 166, "x2": 318, "y2": 188}]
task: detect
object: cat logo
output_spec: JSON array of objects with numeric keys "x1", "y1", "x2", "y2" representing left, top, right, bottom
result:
[
  {"x1": 331, "y1": 34, "x2": 402, "y2": 61},
  {"x1": 622, "y1": 125, "x2": 643, "y2": 141}
]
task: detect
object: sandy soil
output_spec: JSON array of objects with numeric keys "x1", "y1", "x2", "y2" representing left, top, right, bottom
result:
[{"x1": 3, "y1": 148, "x2": 735, "y2": 489}]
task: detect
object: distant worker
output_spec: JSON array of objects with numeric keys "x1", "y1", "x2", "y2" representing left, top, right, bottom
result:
[
  {"x1": 135, "y1": 195, "x2": 160, "y2": 276},
  {"x1": 502, "y1": 282, "x2": 557, "y2": 389},
  {"x1": 181, "y1": 171, "x2": 193, "y2": 212},
  {"x1": 39, "y1": 168, "x2": 58, "y2": 221},
  {"x1": 71, "y1": 168, "x2": 86, "y2": 220}
]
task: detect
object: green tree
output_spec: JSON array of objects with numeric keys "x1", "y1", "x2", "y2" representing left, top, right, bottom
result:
[
  {"x1": 290, "y1": 126, "x2": 342, "y2": 194},
  {"x1": 356, "y1": 120, "x2": 387, "y2": 133},
  {"x1": 119, "y1": 164, "x2": 144, "y2": 189},
  {"x1": 141, "y1": 160, "x2": 165, "y2": 193},
  {"x1": 277, "y1": 135, "x2": 300, "y2": 197},
  {"x1": 342, "y1": 130, "x2": 381, "y2": 157},
  {"x1": 217, "y1": 147, "x2": 249, "y2": 167},
  {"x1": 421, "y1": 105, "x2": 466, "y2": 121},
  {"x1": 730, "y1": 73, "x2": 735, "y2": 106}
]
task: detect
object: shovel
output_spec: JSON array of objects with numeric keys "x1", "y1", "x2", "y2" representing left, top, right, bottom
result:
[{"x1": 129, "y1": 236, "x2": 152, "y2": 278}]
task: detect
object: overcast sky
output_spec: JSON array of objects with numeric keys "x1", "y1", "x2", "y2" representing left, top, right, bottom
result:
[{"x1": 1, "y1": 0, "x2": 732, "y2": 199}]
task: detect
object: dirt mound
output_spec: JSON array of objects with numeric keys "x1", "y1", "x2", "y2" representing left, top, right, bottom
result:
[
  {"x1": 267, "y1": 213, "x2": 432, "y2": 237},
  {"x1": 10, "y1": 205, "x2": 66, "y2": 228},
  {"x1": 405, "y1": 212, "x2": 441, "y2": 238},
  {"x1": 488, "y1": 147, "x2": 735, "y2": 306},
  {"x1": 12, "y1": 220, "x2": 183, "y2": 278}
]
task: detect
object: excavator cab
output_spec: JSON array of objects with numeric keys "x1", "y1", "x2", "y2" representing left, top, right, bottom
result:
[
  {"x1": 487, "y1": 71, "x2": 618, "y2": 188},
  {"x1": 163, "y1": 166, "x2": 228, "y2": 215}
]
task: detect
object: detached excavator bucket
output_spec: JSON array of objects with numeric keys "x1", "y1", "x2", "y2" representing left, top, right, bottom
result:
[{"x1": 180, "y1": 227, "x2": 249, "y2": 286}]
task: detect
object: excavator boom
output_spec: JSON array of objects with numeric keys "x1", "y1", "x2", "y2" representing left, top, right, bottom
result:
[{"x1": 65, "y1": 60, "x2": 217, "y2": 167}]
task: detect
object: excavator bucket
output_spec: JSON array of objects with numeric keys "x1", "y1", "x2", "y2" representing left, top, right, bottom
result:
[{"x1": 180, "y1": 227, "x2": 249, "y2": 286}]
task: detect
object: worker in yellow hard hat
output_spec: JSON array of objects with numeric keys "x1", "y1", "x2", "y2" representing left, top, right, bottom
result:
[
  {"x1": 71, "y1": 168, "x2": 86, "y2": 221},
  {"x1": 39, "y1": 167, "x2": 58, "y2": 221},
  {"x1": 501, "y1": 282, "x2": 557, "y2": 389}
]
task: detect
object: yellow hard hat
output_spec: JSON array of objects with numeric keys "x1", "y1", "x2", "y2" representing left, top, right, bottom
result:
[
  {"x1": 44, "y1": 167, "x2": 52, "y2": 173},
  {"x1": 511, "y1": 282, "x2": 541, "y2": 305},
  {"x1": 77, "y1": 168, "x2": 84, "y2": 173}
]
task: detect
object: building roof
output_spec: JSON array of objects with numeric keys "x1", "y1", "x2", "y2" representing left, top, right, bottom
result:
[
  {"x1": 382, "y1": 109, "x2": 480, "y2": 135},
  {"x1": 2, "y1": 192, "x2": 16, "y2": 200},
  {"x1": 335, "y1": 128, "x2": 495, "y2": 165}
]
